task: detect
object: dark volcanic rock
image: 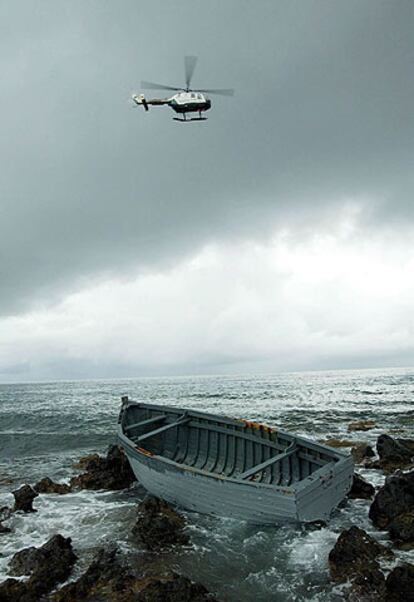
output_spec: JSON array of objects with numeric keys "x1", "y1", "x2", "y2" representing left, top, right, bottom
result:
[
  {"x1": 0, "y1": 505, "x2": 12, "y2": 534},
  {"x1": 388, "y1": 512, "x2": 414, "y2": 543},
  {"x1": 12, "y1": 485, "x2": 38, "y2": 513},
  {"x1": 0, "y1": 578, "x2": 33, "y2": 602},
  {"x1": 50, "y1": 547, "x2": 217, "y2": 602},
  {"x1": 348, "y1": 473, "x2": 375, "y2": 500},
  {"x1": 385, "y1": 563, "x2": 414, "y2": 602},
  {"x1": 329, "y1": 526, "x2": 392, "y2": 599},
  {"x1": 351, "y1": 442, "x2": 375, "y2": 464},
  {"x1": 34, "y1": 477, "x2": 71, "y2": 495},
  {"x1": 70, "y1": 444, "x2": 136, "y2": 491},
  {"x1": 0, "y1": 536, "x2": 76, "y2": 601},
  {"x1": 377, "y1": 434, "x2": 414, "y2": 470},
  {"x1": 132, "y1": 496, "x2": 189, "y2": 551},
  {"x1": 9, "y1": 535, "x2": 76, "y2": 584},
  {"x1": 137, "y1": 572, "x2": 217, "y2": 602},
  {"x1": 369, "y1": 470, "x2": 414, "y2": 529}
]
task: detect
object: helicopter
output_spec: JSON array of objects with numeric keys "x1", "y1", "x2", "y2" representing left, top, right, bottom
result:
[{"x1": 132, "y1": 56, "x2": 234, "y2": 122}]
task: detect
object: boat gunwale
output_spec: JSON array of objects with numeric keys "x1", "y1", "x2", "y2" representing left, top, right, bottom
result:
[{"x1": 118, "y1": 401, "x2": 353, "y2": 494}]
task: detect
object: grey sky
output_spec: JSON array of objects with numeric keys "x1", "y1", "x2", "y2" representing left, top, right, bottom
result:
[{"x1": 1, "y1": 1, "x2": 414, "y2": 379}]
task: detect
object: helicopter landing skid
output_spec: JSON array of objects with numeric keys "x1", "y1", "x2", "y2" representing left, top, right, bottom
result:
[{"x1": 173, "y1": 117, "x2": 207, "y2": 122}]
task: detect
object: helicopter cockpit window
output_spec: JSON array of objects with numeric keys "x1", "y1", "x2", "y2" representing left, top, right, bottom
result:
[
  {"x1": 191, "y1": 93, "x2": 195, "y2": 98},
  {"x1": 197, "y1": 93, "x2": 202, "y2": 99}
]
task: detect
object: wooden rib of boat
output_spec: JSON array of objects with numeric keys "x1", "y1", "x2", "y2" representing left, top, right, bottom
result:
[{"x1": 117, "y1": 397, "x2": 354, "y2": 523}]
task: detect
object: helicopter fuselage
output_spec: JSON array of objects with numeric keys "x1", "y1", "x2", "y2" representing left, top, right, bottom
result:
[
  {"x1": 169, "y1": 92, "x2": 211, "y2": 114},
  {"x1": 132, "y1": 91, "x2": 211, "y2": 120}
]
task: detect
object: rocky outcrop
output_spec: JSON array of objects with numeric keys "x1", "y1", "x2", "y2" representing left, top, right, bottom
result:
[
  {"x1": 12, "y1": 484, "x2": 38, "y2": 513},
  {"x1": 328, "y1": 526, "x2": 392, "y2": 599},
  {"x1": 70, "y1": 444, "x2": 136, "y2": 491},
  {"x1": 388, "y1": 512, "x2": 414, "y2": 544},
  {"x1": 132, "y1": 496, "x2": 189, "y2": 551},
  {"x1": 348, "y1": 473, "x2": 375, "y2": 500},
  {"x1": 348, "y1": 420, "x2": 376, "y2": 432},
  {"x1": 0, "y1": 506, "x2": 12, "y2": 534},
  {"x1": 50, "y1": 546, "x2": 218, "y2": 602},
  {"x1": 375, "y1": 435, "x2": 414, "y2": 473},
  {"x1": 385, "y1": 563, "x2": 414, "y2": 601},
  {"x1": 34, "y1": 477, "x2": 71, "y2": 495},
  {"x1": 351, "y1": 442, "x2": 375, "y2": 464},
  {"x1": 369, "y1": 470, "x2": 414, "y2": 529},
  {"x1": 0, "y1": 534, "x2": 77, "y2": 601}
]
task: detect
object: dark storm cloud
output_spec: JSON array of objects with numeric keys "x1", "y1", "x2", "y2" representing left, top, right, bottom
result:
[{"x1": 1, "y1": 0, "x2": 413, "y2": 315}]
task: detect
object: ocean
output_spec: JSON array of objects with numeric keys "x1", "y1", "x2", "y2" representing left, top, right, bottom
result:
[{"x1": 1, "y1": 367, "x2": 414, "y2": 601}]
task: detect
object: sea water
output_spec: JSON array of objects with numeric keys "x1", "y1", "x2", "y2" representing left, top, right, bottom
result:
[{"x1": 1, "y1": 367, "x2": 414, "y2": 601}]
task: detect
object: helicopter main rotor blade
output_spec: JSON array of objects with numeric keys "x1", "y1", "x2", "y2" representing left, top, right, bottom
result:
[
  {"x1": 195, "y1": 88, "x2": 235, "y2": 97},
  {"x1": 184, "y1": 56, "x2": 198, "y2": 90},
  {"x1": 140, "y1": 80, "x2": 182, "y2": 92}
]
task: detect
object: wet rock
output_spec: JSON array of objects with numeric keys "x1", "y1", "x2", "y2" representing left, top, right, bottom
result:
[
  {"x1": 369, "y1": 470, "x2": 414, "y2": 529},
  {"x1": 137, "y1": 572, "x2": 218, "y2": 602},
  {"x1": 348, "y1": 473, "x2": 375, "y2": 500},
  {"x1": 348, "y1": 420, "x2": 376, "y2": 432},
  {"x1": 12, "y1": 484, "x2": 38, "y2": 513},
  {"x1": 329, "y1": 526, "x2": 392, "y2": 599},
  {"x1": 388, "y1": 512, "x2": 414, "y2": 544},
  {"x1": 320, "y1": 438, "x2": 357, "y2": 448},
  {"x1": 132, "y1": 496, "x2": 189, "y2": 551},
  {"x1": 0, "y1": 578, "x2": 33, "y2": 602},
  {"x1": 1, "y1": 535, "x2": 77, "y2": 601},
  {"x1": 70, "y1": 444, "x2": 136, "y2": 491},
  {"x1": 50, "y1": 547, "x2": 217, "y2": 602},
  {"x1": 8, "y1": 534, "x2": 76, "y2": 579},
  {"x1": 351, "y1": 442, "x2": 375, "y2": 464},
  {"x1": 33, "y1": 477, "x2": 71, "y2": 495},
  {"x1": 50, "y1": 547, "x2": 128, "y2": 601},
  {"x1": 72, "y1": 453, "x2": 101, "y2": 470},
  {"x1": 0, "y1": 506, "x2": 12, "y2": 534},
  {"x1": 376, "y1": 435, "x2": 414, "y2": 472},
  {"x1": 385, "y1": 563, "x2": 414, "y2": 601}
]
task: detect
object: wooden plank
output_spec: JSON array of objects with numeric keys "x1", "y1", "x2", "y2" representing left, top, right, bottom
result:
[
  {"x1": 125, "y1": 414, "x2": 167, "y2": 432},
  {"x1": 136, "y1": 417, "x2": 190, "y2": 442},
  {"x1": 188, "y1": 420, "x2": 287, "y2": 453},
  {"x1": 239, "y1": 447, "x2": 297, "y2": 480}
]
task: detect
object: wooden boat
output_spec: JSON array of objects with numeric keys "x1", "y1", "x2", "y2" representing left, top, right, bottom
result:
[{"x1": 118, "y1": 397, "x2": 354, "y2": 523}]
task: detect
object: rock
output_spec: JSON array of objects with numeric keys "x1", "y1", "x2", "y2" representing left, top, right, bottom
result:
[
  {"x1": 348, "y1": 420, "x2": 376, "y2": 432},
  {"x1": 0, "y1": 506, "x2": 12, "y2": 534},
  {"x1": 70, "y1": 444, "x2": 136, "y2": 491},
  {"x1": 33, "y1": 477, "x2": 71, "y2": 495},
  {"x1": 348, "y1": 473, "x2": 375, "y2": 500},
  {"x1": 50, "y1": 547, "x2": 217, "y2": 602},
  {"x1": 320, "y1": 438, "x2": 357, "y2": 448},
  {"x1": 132, "y1": 496, "x2": 189, "y2": 551},
  {"x1": 0, "y1": 578, "x2": 33, "y2": 602},
  {"x1": 72, "y1": 453, "x2": 101, "y2": 470},
  {"x1": 369, "y1": 470, "x2": 414, "y2": 529},
  {"x1": 1, "y1": 535, "x2": 77, "y2": 601},
  {"x1": 351, "y1": 442, "x2": 376, "y2": 464},
  {"x1": 12, "y1": 484, "x2": 38, "y2": 513},
  {"x1": 328, "y1": 526, "x2": 392, "y2": 599},
  {"x1": 137, "y1": 572, "x2": 218, "y2": 602},
  {"x1": 376, "y1": 435, "x2": 414, "y2": 472},
  {"x1": 388, "y1": 512, "x2": 414, "y2": 543},
  {"x1": 8, "y1": 534, "x2": 77, "y2": 578},
  {"x1": 385, "y1": 563, "x2": 414, "y2": 601}
]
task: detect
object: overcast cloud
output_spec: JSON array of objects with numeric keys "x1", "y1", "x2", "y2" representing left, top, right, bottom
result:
[{"x1": 1, "y1": 0, "x2": 414, "y2": 380}]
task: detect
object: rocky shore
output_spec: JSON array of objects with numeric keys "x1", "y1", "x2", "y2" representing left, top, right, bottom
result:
[
  {"x1": 1, "y1": 431, "x2": 414, "y2": 601},
  {"x1": 0, "y1": 445, "x2": 218, "y2": 601}
]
